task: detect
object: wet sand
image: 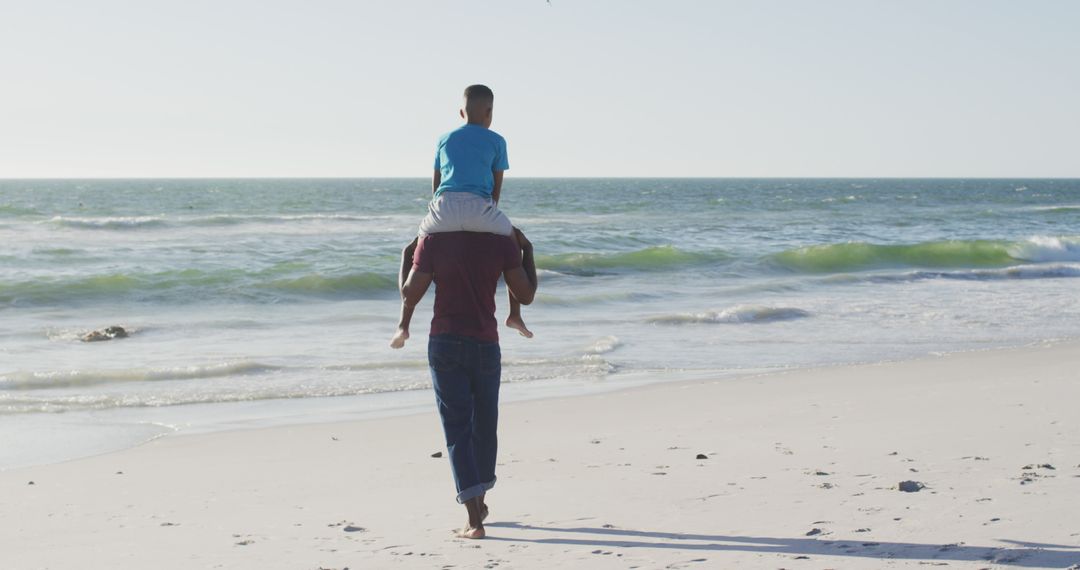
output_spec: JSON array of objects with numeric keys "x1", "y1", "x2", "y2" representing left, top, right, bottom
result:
[{"x1": 4, "y1": 342, "x2": 1080, "y2": 569}]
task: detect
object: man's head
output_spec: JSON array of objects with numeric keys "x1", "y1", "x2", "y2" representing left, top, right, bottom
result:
[{"x1": 460, "y1": 84, "x2": 494, "y2": 127}]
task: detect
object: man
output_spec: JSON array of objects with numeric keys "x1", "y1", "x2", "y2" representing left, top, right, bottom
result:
[{"x1": 398, "y1": 227, "x2": 537, "y2": 539}]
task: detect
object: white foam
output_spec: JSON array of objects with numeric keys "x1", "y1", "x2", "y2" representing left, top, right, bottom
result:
[
  {"x1": 0, "y1": 361, "x2": 279, "y2": 390},
  {"x1": 648, "y1": 305, "x2": 811, "y2": 325},
  {"x1": 1008, "y1": 236, "x2": 1080, "y2": 263},
  {"x1": 585, "y1": 336, "x2": 622, "y2": 355},
  {"x1": 47, "y1": 215, "x2": 167, "y2": 229}
]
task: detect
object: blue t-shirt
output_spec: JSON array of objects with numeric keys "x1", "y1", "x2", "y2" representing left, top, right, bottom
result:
[{"x1": 433, "y1": 124, "x2": 509, "y2": 199}]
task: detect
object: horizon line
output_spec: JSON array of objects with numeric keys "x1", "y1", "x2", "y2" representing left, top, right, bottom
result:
[{"x1": 2, "y1": 175, "x2": 1079, "y2": 181}]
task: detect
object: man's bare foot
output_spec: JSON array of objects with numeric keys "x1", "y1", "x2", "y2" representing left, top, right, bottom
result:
[
  {"x1": 456, "y1": 525, "x2": 486, "y2": 539},
  {"x1": 389, "y1": 327, "x2": 409, "y2": 349},
  {"x1": 505, "y1": 315, "x2": 533, "y2": 338}
]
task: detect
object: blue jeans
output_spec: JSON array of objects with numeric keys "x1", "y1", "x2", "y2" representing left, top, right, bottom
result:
[{"x1": 428, "y1": 334, "x2": 501, "y2": 503}]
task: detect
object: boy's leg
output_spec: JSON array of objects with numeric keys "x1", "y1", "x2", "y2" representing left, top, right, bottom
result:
[
  {"x1": 462, "y1": 200, "x2": 532, "y2": 338},
  {"x1": 504, "y1": 228, "x2": 534, "y2": 338},
  {"x1": 390, "y1": 237, "x2": 419, "y2": 349}
]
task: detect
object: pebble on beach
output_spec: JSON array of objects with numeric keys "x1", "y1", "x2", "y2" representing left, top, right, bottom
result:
[{"x1": 897, "y1": 480, "x2": 925, "y2": 492}]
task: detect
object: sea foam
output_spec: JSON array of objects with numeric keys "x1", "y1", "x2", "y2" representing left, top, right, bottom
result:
[{"x1": 647, "y1": 305, "x2": 811, "y2": 325}]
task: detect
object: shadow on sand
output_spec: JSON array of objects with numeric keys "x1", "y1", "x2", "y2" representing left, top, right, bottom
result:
[{"x1": 484, "y1": 522, "x2": 1080, "y2": 567}]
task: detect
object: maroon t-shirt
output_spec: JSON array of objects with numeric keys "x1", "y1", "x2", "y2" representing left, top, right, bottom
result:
[{"x1": 413, "y1": 232, "x2": 521, "y2": 343}]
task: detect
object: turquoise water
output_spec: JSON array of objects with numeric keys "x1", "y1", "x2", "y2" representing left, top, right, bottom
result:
[{"x1": 2, "y1": 178, "x2": 1079, "y2": 467}]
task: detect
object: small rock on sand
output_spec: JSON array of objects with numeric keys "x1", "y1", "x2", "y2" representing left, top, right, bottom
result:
[
  {"x1": 431, "y1": 451, "x2": 443, "y2": 458},
  {"x1": 806, "y1": 528, "x2": 823, "y2": 536},
  {"x1": 897, "y1": 480, "x2": 925, "y2": 492},
  {"x1": 696, "y1": 453, "x2": 708, "y2": 460},
  {"x1": 1021, "y1": 463, "x2": 1055, "y2": 470}
]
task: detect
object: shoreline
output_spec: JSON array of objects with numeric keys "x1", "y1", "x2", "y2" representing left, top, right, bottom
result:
[
  {"x1": 5, "y1": 340, "x2": 1080, "y2": 568},
  {"x1": 3, "y1": 336, "x2": 1075, "y2": 472}
]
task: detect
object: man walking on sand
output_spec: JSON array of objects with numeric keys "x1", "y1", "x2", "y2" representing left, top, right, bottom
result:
[{"x1": 398, "y1": 227, "x2": 537, "y2": 539}]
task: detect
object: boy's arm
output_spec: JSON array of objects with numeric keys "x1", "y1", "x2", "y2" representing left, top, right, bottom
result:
[
  {"x1": 492, "y1": 170, "x2": 504, "y2": 205},
  {"x1": 432, "y1": 169, "x2": 441, "y2": 195}
]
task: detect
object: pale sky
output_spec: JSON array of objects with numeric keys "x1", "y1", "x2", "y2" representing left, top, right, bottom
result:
[{"x1": 1, "y1": 0, "x2": 1077, "y2": 178}]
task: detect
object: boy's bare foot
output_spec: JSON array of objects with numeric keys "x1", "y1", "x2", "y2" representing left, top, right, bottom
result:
[
  {"x1": 389, "y1": 327, "x2": 409, "y2": 349},
  {"x1": 505, "y1": 315, "x2": 533, "y2": 338},
  {"x1": 455, "y1": 524, "x2": 486, "y2": 539}
]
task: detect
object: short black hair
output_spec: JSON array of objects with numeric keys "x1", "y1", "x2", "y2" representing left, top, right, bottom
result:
[{"x1": 464, "y1": 84, "x2": 494, "y2": 105}]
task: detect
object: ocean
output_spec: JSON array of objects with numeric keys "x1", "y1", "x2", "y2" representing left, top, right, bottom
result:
[{"x1": 2, "y1": 178, "x2": 1079, "y2": 468}]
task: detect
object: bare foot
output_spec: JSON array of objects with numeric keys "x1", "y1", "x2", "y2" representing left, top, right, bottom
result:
[
  {"x1": 505, "y1": 315, "x2": 533, "y2": 338},
  {"x1": 456, "y1": 525, "x2": 486, "y2": 539},
  {"x1": 389, "y1": 327, "x2": 409, "y2": 349}
]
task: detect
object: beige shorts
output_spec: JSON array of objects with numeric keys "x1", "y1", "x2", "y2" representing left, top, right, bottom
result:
[{"x1": 418, "y1": 192, "x2": 513, "y2": 237}]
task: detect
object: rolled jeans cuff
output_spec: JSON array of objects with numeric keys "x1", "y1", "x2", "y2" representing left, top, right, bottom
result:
[{"x1": 456, "y1": 477, "x2": 497, "y2": 504}]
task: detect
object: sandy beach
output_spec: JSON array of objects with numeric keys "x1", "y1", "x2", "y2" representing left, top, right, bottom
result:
[
  {"x1": 5, "y1": 0, "x2": 1079, "y2": 567},
  {"x1": 4, "y1": 341, "x2": 1080, "y2": 569}
]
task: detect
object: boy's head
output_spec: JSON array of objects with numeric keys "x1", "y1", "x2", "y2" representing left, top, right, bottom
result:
[{"x1": 460, "y1": 84, "x2": 494, "y2": 127}]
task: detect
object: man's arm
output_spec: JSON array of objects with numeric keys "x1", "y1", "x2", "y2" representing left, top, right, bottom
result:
[
  {"x1": 492, "y1": 170, "x2": 504, "y2": 205},
  {"x1": 503, "y1": 228, "x2": 537, "y2": 305},
  {"x1": 399, "y1": 238, "x2": 419, "y2": 289},
  {"x1": 432, "y1": 169, "x2": 442, "y2": 195},
  {"x1": 400, "y1": 237, "x2": 433, "y2": 308}
]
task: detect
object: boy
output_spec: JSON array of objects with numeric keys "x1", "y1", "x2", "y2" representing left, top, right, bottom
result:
[{"x1": 390, "y1": 84, "x2": 532, "y2": 349}]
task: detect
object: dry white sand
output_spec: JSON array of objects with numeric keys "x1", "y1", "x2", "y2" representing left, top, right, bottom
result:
[{"x1": 4, "y1": 342, "x2": 1080, "y2": 569}]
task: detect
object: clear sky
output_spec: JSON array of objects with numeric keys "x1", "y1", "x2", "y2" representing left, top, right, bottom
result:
[{"x1": 1, "y1": 0, "x2": 1077, "y2": 178}]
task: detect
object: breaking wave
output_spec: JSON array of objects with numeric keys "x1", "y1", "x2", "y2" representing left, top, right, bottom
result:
[
  {"x1": 0, "y1": 269, "x2": 396, "y2": 306},
  {"x1": 771, "y1": 236, "x2": 1080, "y2": 273},
  {"x1": 536, "y1": 246, "x2": 730, "y2": 275}
]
